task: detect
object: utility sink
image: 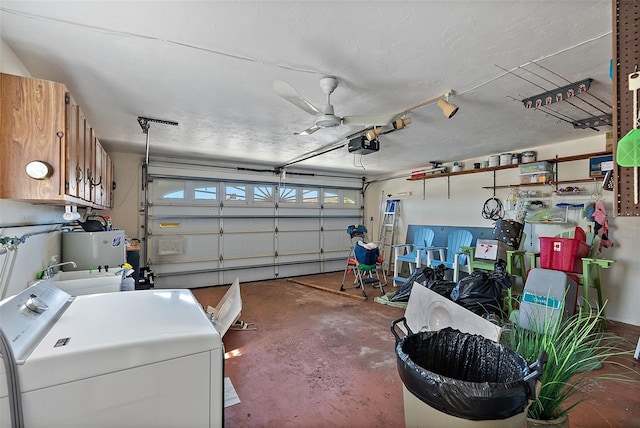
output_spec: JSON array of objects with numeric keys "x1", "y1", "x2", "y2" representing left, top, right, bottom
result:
[{"x1": 45, "y1": 270, "x2": 123, "y2": 296}]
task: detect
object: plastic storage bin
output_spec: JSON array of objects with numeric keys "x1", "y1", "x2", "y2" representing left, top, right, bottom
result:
[
  {"x1": 519, "y1": 172, "x2": 553, "y2": 184},
  {"x1": 518, "y1": 161, "x2": 552, "y2": 174},
  {"x1": 539, "y1": 236, "x2": 589, "y2": 273},
  {"x1": 518, "y1": 268, "x2": 578, "y2": 334}
]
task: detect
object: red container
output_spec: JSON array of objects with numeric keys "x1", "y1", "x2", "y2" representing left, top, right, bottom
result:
[{"x1": 539, "y1": 236, "x2": 590, "y2": 273}]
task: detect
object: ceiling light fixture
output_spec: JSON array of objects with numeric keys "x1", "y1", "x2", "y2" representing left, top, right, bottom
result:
[
  {"x1": 393, "y1": 117, "x2": 412, "y2": 129},
  {"x1": 437, "y1": 92, "x2": 459, "y2": 118},
  {"x1": 365, "y1": 127, "x2": 383, "y2": 142}
]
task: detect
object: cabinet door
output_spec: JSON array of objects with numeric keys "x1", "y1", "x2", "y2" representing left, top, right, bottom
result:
[
  {"x1": 93, "y1": 139, "x2": 105, "y2": 206},
  {"x1": 65, "y1": 93, "x2": 80, "y2": 198},
  {"x1": 76, "y1": 107, "x2": 87, "y2": 201},
  {"x1": 106, "y1": 154, "x2": 114, "y2": 208},
  {"x1": 84, "y1": 125, "x2": 95, "y2": 202},
  {"x1": 0, "y1": 73, "x2": 66, "y2": 200}
]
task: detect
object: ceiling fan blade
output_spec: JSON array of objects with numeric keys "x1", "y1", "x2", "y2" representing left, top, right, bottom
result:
[
  {"x1": 342, "y1": 113, "x2": 400, "y2": 127},
  {"x1": 294, "y1": 124, "x2": 320, "y2": 136},
  {"x1": 273, "y1": 80, "x2": 320, "y2": 115}
]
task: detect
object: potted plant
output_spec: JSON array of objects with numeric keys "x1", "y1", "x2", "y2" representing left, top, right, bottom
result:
[{"x1": 503, "y1": 294, "x2": 636, "y2": 427}]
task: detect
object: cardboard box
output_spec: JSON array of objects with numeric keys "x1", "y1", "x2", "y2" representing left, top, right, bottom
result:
[
  {"x1": 606, "y1": 131, "x2": 614, "y2": 152},
  {"x1": 474, "y1": 239, "x2": 510, "y2": 261},
  {"x1": 589, "y1": 154, "x2": 613, "y2": 177}
]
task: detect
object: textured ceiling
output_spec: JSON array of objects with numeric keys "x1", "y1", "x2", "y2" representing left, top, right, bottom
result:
[{"x1": 0, "y1": 1, "x2": 613, "y2": 176}]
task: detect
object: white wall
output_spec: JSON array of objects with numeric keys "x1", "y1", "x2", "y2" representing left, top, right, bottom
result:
[
  {"x1": 364, "y1": 134, "x2": 639, "y2": 326},
  {"x1": 103, "y1": 152, "x2": 144, "y2": 242}
]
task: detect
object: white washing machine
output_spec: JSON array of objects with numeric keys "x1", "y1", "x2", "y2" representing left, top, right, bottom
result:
[{"x1": 0, "y1": 281, "x2": 226, "y2": 428}]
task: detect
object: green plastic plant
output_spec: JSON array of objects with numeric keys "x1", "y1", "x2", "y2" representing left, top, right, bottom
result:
[{"x1": 503, "y1": 289, "x2": 636, "y2": 421}]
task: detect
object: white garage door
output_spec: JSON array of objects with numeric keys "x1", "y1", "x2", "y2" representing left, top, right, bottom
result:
[{"x1": 145, "y1": 162, "x2": 363, "y2": 288}]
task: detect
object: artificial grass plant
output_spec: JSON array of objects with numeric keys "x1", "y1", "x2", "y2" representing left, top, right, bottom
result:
[{"x1": 503, "y1": 291, "x2": 637, "y2": 421}]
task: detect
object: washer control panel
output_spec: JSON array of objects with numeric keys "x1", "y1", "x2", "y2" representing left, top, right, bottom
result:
[{"x1": 0, "y1": 281, "x2": 72, "y2": 362}]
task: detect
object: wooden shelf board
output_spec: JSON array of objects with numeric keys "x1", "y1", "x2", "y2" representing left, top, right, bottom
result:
[{"x1": 408, "y1": 151, "x2": 611, "y2": 182}]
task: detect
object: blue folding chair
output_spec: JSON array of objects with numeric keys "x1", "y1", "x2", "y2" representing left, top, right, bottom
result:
[
  {"x1": 392, "y1": 228, "x2": 435, "y2": 284},
  {"x1": 427, "y1": 229, "x2": 473, "y2": 282}
]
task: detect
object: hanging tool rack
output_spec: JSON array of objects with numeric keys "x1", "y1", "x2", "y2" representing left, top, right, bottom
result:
[{"x1": 613, "y1": 0, "x2": 640, "y2": 216}]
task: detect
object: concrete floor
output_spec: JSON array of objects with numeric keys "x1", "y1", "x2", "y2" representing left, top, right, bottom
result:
[{"x1": 192, "y1": 272, "x2": 640, "y2": 428}]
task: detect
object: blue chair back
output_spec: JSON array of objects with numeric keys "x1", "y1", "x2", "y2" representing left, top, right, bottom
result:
[
  {"x1": 414, "y1": 228, "x2": 435, "y2": 264},
  {"x1": 445, "y1": 229, "x2": 474, "y2": 265},
  {"x1": 398, "y1": 228, "x2": 435, "y2": 264}
]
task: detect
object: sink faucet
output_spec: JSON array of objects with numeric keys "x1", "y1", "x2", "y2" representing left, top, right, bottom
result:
[{"x1": 43, "y1": 261, "x2": 77, "y2": 279}]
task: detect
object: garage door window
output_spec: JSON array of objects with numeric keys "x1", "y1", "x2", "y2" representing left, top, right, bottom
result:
[
  {"x1": 254, "y1": 185, "x2": 274, "y2": 203},
  {"x1": 157, "y1": 179, "x2": 185, "y2": 200},
  {"x1": 195, "y1": 185, "x2": 217, "y2": 200},
  {"x1": 225, "y1": 184, "x2": 246, "y2": 202},
  {"x1": 303, "y1": 188, "x2": 319, "y2": 204},
  {"x1": 279, "y1": 187, "x2": 297, "y2": 203},
  {"x1": 343, "y1": 189, "x2": 359, "y2": 205},
  {"x1": 323, "y1": 190, "x2": 339, "y2": 204}
]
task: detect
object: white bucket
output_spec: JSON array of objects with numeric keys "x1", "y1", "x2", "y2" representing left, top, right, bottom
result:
[
  {"x1": 488, "y1": 155, "x2": 500, "y2": 167},
  {"x1": 521, "y1": 151, "x2": 537, "y2": 163},
  {"x1": 499, "y1": 153, "x2": 512, "y2": 166}
]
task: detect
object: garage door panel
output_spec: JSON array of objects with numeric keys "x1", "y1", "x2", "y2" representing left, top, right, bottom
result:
[
  {"x1": 151, "y1": 234, "x2": 220, "y2": 260},
  {"x1": 222, "y1": 232, "x2": 274, "y2": 258},
  {"x1": 222, "y1": 206, "x2": 271, "y2": 216},
  {"x1": 278, "y1": 207, "x2": 321, "y2": 216},
  {"x1": 152, "y1": 259, "x2": 220, "y2": 273},
  {"x1": 322, "y1": 230, "x2": 351, "y2": 253},
  {"x1": 223, "y1": 206, "x2": 274, "y2": 216},
  {"x1": 151, "y1": 218, "x2": 221, "y2": 234},
  {"x1": 151, "y1": 206, "x2": 221, "y2": 217},
  {"x1": 278, "y1": 231, "x2": 320, "y2": 253},
  {"x1": 222, "y1": 218, "x2": 274, "y2": 233},
  {"x1": 278, "y1": 254, "x2": 321, "y2": 264},
  {"x1": 278, "y1": 217, "x2": 320, "y2": 229}
]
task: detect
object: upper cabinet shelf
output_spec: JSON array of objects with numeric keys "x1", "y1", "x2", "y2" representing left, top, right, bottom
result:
[{"x1": 407, "y1": 151, "x2": 611, "y2": 181}]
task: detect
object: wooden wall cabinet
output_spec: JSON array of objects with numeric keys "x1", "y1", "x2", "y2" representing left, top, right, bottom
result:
[{"x1": 0, "y1": 73, "x2": 113, "y2": 209}]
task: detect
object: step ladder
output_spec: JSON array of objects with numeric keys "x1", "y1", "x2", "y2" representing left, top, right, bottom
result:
[{"x1": 378, "y1": 199, "x2": 399, "y2": 275}]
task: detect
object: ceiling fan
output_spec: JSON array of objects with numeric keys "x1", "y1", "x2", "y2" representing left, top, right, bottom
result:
[{"x1": 273, "y1": 76, "x2": 400, "y2": 136}]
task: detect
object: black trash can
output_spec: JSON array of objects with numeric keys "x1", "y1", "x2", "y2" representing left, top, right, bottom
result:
[{"x1": 391, "y1": 318, "x2": 545, "y2": 427}]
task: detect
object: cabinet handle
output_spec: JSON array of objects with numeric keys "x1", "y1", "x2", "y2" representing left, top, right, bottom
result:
[
  {"x1": 76, "y1": 166, "x2": 83, "y2": 182},
  {"x1": 89, "y1": 172, "x2": 102, "y2": 188}
]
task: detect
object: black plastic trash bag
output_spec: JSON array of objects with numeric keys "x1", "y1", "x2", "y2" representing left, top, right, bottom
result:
[
  {"x1": 391, "y1": 319, "x2": 546, "y2": 421},
  {"x1": 426, "y1": 277, "x2": 457, "y2": 298},
  {"x1": 390, "y1": 265, "x2": 450, "y2": 302},
  {"x1": 450, "y1": 260, "x2": 512, "y2": 317}
]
